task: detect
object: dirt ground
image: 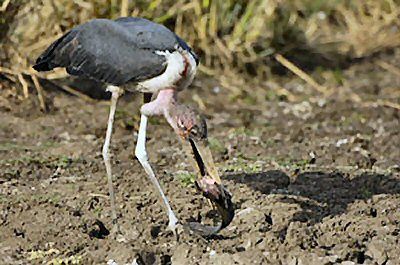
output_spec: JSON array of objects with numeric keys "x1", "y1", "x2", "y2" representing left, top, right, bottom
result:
[{"x1": 1, "y1": 51, "x2": 399, "y2": 265}]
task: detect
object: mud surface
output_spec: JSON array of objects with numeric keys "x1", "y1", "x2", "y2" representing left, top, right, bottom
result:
[{"x1": 1, "y1": 54, "x2": 399, "y2": 264}]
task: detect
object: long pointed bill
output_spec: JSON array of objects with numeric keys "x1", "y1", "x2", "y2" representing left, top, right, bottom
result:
[
  {"x1": 181, "y1": 137, "x2": 234, "y2": 230},
  {"x1": 188, "y1": 138, "x2": 221, "y2": 184}
]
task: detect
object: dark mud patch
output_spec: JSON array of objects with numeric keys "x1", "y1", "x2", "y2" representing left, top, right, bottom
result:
[{"x1": 1, "y1": 54, "x2": 399, "y2": 264}]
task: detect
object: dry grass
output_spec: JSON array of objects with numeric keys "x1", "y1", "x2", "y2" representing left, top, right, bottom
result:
[{"x1": 0, "y1": 0, "x2": 400, "y2": 102}]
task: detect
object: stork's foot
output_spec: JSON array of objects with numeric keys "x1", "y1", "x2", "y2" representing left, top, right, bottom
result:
[
  {"x1": 110, "y1": 219, "x2": 120, "y2": 233},
  {"x1": 110, "y1": 223, "x2": 127, "y2": 242},
  {"x1": 165, "y1": 212, "x2": 183, "y2": 239}
]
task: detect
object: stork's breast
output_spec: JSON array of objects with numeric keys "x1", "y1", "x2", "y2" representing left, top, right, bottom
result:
[
  {"x1": 135, "y1": 48, "x2": 197, "y2": 93},
  {"x1": 135, "y1": 50, "x2": 185, "y2": 93}
]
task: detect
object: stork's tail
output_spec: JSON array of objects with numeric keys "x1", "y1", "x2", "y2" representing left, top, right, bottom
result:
[{"x1": 32, "y1": 30, "x2": 75, "y2": 72}]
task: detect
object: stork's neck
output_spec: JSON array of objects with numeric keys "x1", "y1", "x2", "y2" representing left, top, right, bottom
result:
[{"x1": 140, "y1": 88, "x2": 179, "y2": 130}]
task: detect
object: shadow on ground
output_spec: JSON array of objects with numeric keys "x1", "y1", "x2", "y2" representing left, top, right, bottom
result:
[{"x1": 224, "y1": 170, "x2": 400, "y2": 225}]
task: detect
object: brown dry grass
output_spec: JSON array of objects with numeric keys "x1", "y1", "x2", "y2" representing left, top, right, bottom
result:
[{"x1": 0, "y1": 0, "x2": 399, "y2": 101}]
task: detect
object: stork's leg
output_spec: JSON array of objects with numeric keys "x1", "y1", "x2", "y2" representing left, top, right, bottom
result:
[
  {"x1": 134, "y1": 113, "x2": 178, "y2": 232},
  {"x1": 102, "y1": 85, "x2": 123, "y2": 228}
]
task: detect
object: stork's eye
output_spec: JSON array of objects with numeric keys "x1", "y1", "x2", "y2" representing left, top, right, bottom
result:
[{"x1": 177, "y1": 118, "x2": 186, "y2": 130}]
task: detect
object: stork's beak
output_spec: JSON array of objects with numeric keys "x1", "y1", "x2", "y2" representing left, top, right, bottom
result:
[{"x1": 181, "y1": 137, "x2": 234, "y2": 230}]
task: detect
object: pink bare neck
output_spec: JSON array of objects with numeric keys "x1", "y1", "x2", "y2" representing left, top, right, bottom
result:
[{"x1": 140, "y1": 89, "x2": 179, "y2": 130}]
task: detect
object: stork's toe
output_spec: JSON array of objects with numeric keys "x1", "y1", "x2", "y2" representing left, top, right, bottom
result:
[
  {"x1": 109, "y1": 224, "x2": 126, "y2": 242},
  {"x1": 166, "y1": 217, "x2": 183, "y2": 240}
]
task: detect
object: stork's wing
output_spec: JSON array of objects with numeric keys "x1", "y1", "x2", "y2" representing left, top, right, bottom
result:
[{"x1": 33, "y1": 18, "x2": 179, "y2": 86}]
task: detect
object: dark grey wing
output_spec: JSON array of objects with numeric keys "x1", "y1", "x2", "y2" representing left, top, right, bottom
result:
[
  {"x1": 115, "y1": 17, "x2": 199, "y2": 64},
  {"x1": 33, "y1": 18, "x2": 179, "y2": 85},
  {"x1": 114, "y1": 17, "x2": 178, "y2": 51}
]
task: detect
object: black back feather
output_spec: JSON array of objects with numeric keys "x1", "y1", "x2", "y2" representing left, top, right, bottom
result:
[{"x1": 33, "y1": 17, "x2": 198, "y2": 86}]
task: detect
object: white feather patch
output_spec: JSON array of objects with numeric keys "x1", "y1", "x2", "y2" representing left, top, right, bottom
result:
[{"x1": 137, "y1": 50, "x2": 185, "y2": 93}]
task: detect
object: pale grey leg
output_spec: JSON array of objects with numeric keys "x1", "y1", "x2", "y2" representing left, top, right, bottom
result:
[
  {"x1": 135, "y1": 113, "x2": 178, "y2": 232},
  {"x1": 102, "y1": 85, "x2": 122, "y2": 226}
]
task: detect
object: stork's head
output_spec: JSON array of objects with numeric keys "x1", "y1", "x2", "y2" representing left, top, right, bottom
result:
[
  {"x1": 168, "y1": 104, "x2": 230, "y2": 203},
  {"x1": 175, "y1": 105, "x2": 208, "y2": 142},
  {"x1": 170, "y1": 105, "x2": 217, "y2": 181}
]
